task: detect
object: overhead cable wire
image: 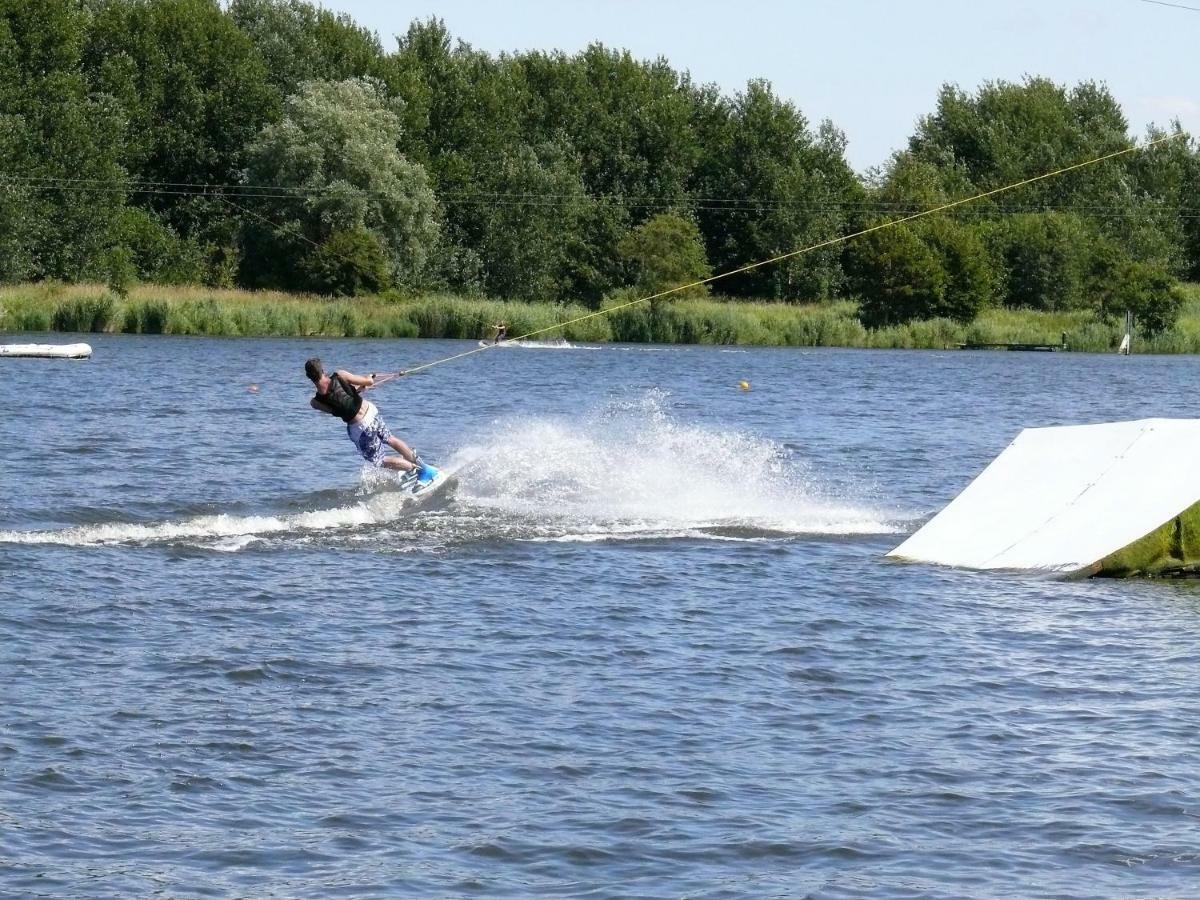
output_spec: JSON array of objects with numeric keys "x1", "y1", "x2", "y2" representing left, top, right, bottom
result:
[
  {"x1": 1140, "y1": 0, "x2": 1200, "y2": 12},
  {"x1": 2, "y1": 174, "x2": 1198, "y2": 218}
]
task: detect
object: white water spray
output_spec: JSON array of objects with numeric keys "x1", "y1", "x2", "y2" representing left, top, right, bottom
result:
[
  {"x1": 444, "y1": 393, "x2": 895, "y2": 540},
  {"x1": 0, "y1": 395, "x2": 899, "y2": 548}
]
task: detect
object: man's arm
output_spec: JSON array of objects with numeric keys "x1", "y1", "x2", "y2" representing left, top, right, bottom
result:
[{"x1": 334, "y1": 369, "x2": 375, "y2": 390}]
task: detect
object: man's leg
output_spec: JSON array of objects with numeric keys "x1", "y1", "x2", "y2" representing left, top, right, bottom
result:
[
  {"x1": 380, "y1": 455, "x2": 416, "y2": 472},
  {"x1": 385, "y1": 434, "x2": 418, "y2": 464},
  {"x1": 374, "y1": 413, "x2": 434, "y2": 482}
]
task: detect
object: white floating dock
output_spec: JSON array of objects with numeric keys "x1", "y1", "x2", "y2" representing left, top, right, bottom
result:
[
  {"x1": 0, "y1": 342, "x2": 92, "y2": 359},
  {"x1": 888, "y1": 418, "x2": 1200, "y2": 576}
]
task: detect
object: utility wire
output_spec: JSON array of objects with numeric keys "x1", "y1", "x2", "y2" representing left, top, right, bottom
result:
[
  {"x1": 2, "y1": 175, "x2": 1197, "y2": 217},
  {"x1": 2, "y1": 150, "x2": 1186, "y2": 210},
  {"x1": 1140, "y1": 0, "x2": 1200, "y2": 12}
]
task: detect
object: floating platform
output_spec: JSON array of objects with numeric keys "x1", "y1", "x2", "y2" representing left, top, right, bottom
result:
[
  {"x1": 888, "y1": 418, "x2": 1200, "y2": 577},
  {"x1": 958, "y1": 342, "x2": 1061, "y2": 351},
  {"x1": 0, "y1": 342, "x2": 92, "y2": 359}
]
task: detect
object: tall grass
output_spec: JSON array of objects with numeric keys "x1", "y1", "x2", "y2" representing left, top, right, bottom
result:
[{"x1": 3, "y1": 281, "x2": 1200, "y2": 352}]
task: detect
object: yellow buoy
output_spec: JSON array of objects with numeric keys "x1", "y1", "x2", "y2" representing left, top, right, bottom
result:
[{"x1": 738, "y1": 380, "x2": 750, "y2": 391}]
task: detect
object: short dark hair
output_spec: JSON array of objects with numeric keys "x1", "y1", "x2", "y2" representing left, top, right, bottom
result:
[{"x1": 304, "y1": 357, "x2": 323, "y2": 382}]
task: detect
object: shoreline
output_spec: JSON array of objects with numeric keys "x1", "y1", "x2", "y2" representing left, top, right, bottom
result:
[{"x1": 3, "y1": 282, "x2": 1199, "y2": 353}]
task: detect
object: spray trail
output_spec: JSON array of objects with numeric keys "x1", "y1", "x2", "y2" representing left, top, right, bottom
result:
[
  {"x1": 0, "y1": 394, "x2": 901, "y2": 550},
  {"x1": 438, "y1": 392, "x2": 898, "y2": 542}
]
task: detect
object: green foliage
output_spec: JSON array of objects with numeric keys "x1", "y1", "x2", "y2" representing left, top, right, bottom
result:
[
  {"x1": 0, "y1": 0, "x2": 127, "y2": 281},
  {"x1": 1082, "y1": 241, "x2": 1184, "y2": 334},
  {"x1": 81, "y1": 0, "x2": 278, "y2": 261},
  {"x1": 116, "y1": 207, "x2": 209, "y2": 284},
  {"x1": 0, "y1": 3, "x2": 1198, "y2": 323},
  {"x1": 909, "y1": 77, "x2": 1130, "y2": 203},
  {"x1": 694, "y1": 81, "x2": 858, "y2": 301},
  {"x1": 102, "y1": 247, "x2": 135, "y2": 297},
  {"x1": 301, "y1": 228, "x2": 391, "y2": 296},
  {"x1": 850, "y1": 218, "x2": 991, "y2": 328},
  {"x1": 987, "y1": 212, "x2": 1092, "y2": 310},
  {"x1": 463, "y1": 140, "x2": 592, "y2": 301},
  {"x1": 228, "y1": 0, "x2": 385, "y2": 96},
  {"x1": 1115, "y1": 261, "x2": 1184, "y2": 337},
  {"x1": 849, "y1": 224, "x2": 944, "y2": 328},
  {"x1": 1183, "y1": 143, "x2": 1200, "y2": 282},
  {"x1": 617, "y1": 213, "x2": 711, "y2": 299},
  {"x1": 923, "y1": 217, "x2": 993, "y2": 322},
  {"x1": 241, "y1": 77, "x2": 440, "y2": 293}
]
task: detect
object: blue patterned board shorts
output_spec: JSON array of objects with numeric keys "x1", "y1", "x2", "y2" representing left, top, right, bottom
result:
[{"x1": 346, "y1": 402, "x2": 394, "y2": 466}]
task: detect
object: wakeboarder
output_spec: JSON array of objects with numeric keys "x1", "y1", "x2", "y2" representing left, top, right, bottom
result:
[{"x1": 305, "y1": 357, "x2": 437, "y2": 484}]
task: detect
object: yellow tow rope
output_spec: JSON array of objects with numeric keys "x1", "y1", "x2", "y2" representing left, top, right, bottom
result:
[{"x1": 375, "y1": 131, "x2": 1185, "y2": 380}]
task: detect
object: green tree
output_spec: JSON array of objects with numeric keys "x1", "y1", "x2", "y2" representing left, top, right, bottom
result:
[
  {"x1": 229, "y1": 0, "x2": 385, "y2": 97},
  {"x1": 618, "y1": 213, "x2": 711, "y2": 298},
  {"x1": 1122, "y1": 123, "x2": 1194, "y2": 276},
  {"x1": 987, "y1": 212, "x2": 1092, "y2": 310},
  {"x1": 81, "y1": 0, "x2": 279, "y2": 283},
  {"x1": 0, "y1": 0, "x2": 127, "y2": 281},
  {"x1": 850, "y1": 225, "x2": 947, "y2": 328},
  {"x1": 468, "y1": 140, "x2": 592, "y2": 301},
  {"x1": 392, "y1": 29, "x2": 710, "y2": 302},
  {"x1": 116, "y1": 206, "x2": 208, "y2": 284},
  {"x1": 241, "y1": 77, "x2": 439, "y2": 293},
  {"x1": 850, "y1": 218, "x2": 991, "y2": 327},
  {"x1": 1087, "y1": 245, "x2": 1183, "y2": 337},
  {"x1": 1118, "y1": 262, "x2": 1185, "y2": 338},
  {"x1": 695, "y1": 80, "x2": 859, "y2": 300},
  {"x1": 909, "y1": 78, "x2": 1130, "y2": 205},
  {"x1": 517, "y1": 44, "x2": 699, "y2": 202},
  {"x1": 924, "y1": 217, "x2": 993, "y2": 322},
  {"x1": 82, "y1": 0, "x2": 277, "y2": 187},
  {"x1": 300, "y1": 227, "x2": 390, "y2": 296}
]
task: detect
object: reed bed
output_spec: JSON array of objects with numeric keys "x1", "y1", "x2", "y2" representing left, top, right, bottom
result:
[{"x1": 2, "y1": 281, "x2": 1198, "y2": 353}]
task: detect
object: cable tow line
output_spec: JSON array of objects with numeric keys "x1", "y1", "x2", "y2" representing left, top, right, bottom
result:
[{"x1": 362, "y1": 131, "x2": 1188, "y2": 382}]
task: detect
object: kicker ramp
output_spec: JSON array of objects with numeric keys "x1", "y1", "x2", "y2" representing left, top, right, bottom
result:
[{"x1": 888, "y1": 418, "x2": 1200, "y2": 576}]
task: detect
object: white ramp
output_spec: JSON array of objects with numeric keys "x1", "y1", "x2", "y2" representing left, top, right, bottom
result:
[{"x1": 888, "y1": 418, "x2": 1200, "y2": 574}]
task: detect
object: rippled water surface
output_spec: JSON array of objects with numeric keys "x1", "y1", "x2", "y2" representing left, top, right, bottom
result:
[{"x1": 4, "y1": 334, "x2": 1200, "y2": 897}]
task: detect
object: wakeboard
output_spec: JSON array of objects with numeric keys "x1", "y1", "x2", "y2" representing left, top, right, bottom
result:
[{"x1": 398, "y1": 467, "x2": 452, "y2": 502}]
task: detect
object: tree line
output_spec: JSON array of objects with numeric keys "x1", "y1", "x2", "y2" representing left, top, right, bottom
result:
[{"x1": 1, "y1": 0, "x2": 1196, "y2": 333}]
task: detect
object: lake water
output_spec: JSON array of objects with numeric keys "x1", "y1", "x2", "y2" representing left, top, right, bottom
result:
[{"x1": 3, "y1": 333, "x2": 1200, "y2": 898}]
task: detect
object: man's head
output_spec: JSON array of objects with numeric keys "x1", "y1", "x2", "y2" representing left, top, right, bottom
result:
[{"x1": 304, "y1": 357, "x2": 324, "y2": 383}]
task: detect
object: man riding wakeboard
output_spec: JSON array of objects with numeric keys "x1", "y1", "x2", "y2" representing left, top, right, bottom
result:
[{"x1": 305, "y1": 357, "x2": 438, "y2": 485}]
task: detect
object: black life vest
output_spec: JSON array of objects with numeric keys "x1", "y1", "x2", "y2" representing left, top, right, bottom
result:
[{"x1": 319, "y1": 374, "x2": 362, "y2": 423}]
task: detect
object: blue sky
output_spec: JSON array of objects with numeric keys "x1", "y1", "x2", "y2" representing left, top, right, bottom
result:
[{"x1": 327, "y1": 0, "x2": 1198, "y2": 171}]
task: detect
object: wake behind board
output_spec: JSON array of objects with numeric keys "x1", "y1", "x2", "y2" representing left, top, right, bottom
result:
[{"x1": 477, "y1": 338, "x2": 575, "y2": 349}]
